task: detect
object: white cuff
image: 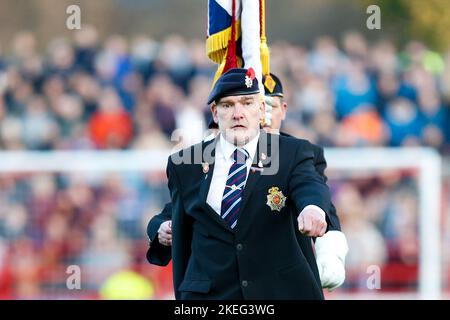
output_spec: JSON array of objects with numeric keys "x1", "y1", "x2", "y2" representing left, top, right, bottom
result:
[{"x1": 300, "y1": 205, "x2": 326, "y2": 220}]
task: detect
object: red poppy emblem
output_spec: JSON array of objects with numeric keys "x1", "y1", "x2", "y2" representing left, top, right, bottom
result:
[{"x1": 246, "y1": 67, "x2": 255, "y2": 80}]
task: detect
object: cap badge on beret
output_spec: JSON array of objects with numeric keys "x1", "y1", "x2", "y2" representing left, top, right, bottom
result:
[
  {"x1": 245, "y1": 68, "x2": 256, "y2": 88},
  {"x1": 264, "y1": 75, "x2": 276, "y2": 93}
]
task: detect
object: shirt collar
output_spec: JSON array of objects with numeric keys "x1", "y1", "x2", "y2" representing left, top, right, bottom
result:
[{"x1": 219, "y1": 131, "x2": 260, "y2": 162}]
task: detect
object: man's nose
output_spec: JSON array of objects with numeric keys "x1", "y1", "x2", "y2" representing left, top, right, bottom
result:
[{"x1": 232, "y1": 103, "x2": 245, "y2": 119}]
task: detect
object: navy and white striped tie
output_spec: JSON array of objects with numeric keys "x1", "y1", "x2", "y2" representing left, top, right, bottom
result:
[{"x1": 221, "y1": 148, "x2": 249, "y2": 229}]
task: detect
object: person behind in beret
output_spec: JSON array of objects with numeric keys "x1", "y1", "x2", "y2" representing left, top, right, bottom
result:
[
  {"x1": 150, "y1": 68, "x2": 335, "y2": 299},
  {"x1": 262, "y1": 73, "x2": 348, "y2": 292}
]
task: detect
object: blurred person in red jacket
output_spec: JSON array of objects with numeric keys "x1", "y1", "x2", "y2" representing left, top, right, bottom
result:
[{"x1": 89, "y1": 87, "x2": 133, "y2": 149}]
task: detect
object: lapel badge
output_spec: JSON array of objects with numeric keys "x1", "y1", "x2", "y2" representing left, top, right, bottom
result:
[
  {"x1": 251, "y1": 167, "x2": 264, "y2": 173},
  {"x1": 258, "y1": 160, "x2": 263, "y2": 168},
  {"x1": 202, "y1": 162, "x2": 209, "y2": 174},
  {"x1": 266, "y1": 187, "x2": 286, "y2": 212}
]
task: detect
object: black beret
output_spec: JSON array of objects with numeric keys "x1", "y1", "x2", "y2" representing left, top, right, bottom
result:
[
  {"x1": 207, "y1": 68, "x2": 260, "y2": 105},
  {"x1": 263, "y1": 73, "x2": 284, "y2": 97}
]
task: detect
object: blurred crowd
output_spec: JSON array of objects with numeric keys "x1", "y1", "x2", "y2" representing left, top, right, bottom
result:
[
  {"x1": 1, "y1": 28, "x2": 450, "y2": 152},
  {"x1": 1, "y1": 27, "x2": 450, "y2": 298},
  {"x1": 0, "y1": 171, "x2": 172, "y2": 299}
]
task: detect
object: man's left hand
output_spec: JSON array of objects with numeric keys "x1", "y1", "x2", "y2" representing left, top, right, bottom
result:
[{"x1": 298, "y1": 206, "x2": 327, "y2": 237}]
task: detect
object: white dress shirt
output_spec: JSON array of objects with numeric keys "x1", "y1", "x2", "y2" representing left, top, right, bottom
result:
[
  {"x1": 206, "y1": 132, "x2": 259, "y2": 215},
  {"x1": 206, "y1": 132, "x2": 326, "y2": 219}
]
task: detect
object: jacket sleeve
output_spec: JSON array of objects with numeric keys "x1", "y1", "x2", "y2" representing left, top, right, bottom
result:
[
  {"x1": 313, "y1": 146, "x2": 341, "y2": 232},
  {"x1": 167, "y1": 157, "x2": 193, "y2": 300},
  {"x1": 288, "y1": 142, "x2": 332, "y2": 218},
  {"x1": 146, "y1": 202, "x2": 173, "y2": 266}
]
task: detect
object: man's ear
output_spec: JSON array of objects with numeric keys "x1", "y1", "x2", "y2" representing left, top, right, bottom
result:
[
  {"x1": 260, "y1": 99, "x2": 266, "y2": 118},
  {"x1": 210, "y1": 103, "x2": 219, "y2": 125},
  {"x1": 281, "y1": 101, "x2": 287, "y2": 120}
]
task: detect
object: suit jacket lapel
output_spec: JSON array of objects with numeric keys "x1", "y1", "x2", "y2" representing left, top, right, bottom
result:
[
  {"x1": 198, "y1": 137, "x2": 233, "y2": 232},
  {"x1": 199, "y1": 138, "x2": 217, "y2": 202}
]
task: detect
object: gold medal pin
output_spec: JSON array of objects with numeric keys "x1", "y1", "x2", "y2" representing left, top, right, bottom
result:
[{"x1": 202, "y1": 162, "x2": 209, "y2": 174}]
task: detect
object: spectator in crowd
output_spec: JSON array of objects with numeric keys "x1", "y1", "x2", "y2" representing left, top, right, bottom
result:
[{"x1": 88, "y1": 87, "x2": 133, "y2": 149}]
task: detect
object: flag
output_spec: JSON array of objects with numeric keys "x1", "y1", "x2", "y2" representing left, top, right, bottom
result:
[{"x1": 206, "y1": 0, "x2": 273, "y2": 98}]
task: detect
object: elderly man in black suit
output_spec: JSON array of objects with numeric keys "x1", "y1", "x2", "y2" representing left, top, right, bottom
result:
[
  {"x1": 152, "y1": 68, "x2": 341, "y2": 299},
  {"x1": 147, "y1": 72, "x2": 348, "y2": 296}
]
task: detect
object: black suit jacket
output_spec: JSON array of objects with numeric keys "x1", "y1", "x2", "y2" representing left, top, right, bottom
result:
[
  {"x1": 146, "y1": 202, "x2": 173, "y2": 266},
  {"x1": 280, "y1": 132, "x2": 341, "y2": 232},
  {"x1": 162, "y1": 131, "x2": 333, "y2": 300},
  {"x1": 146, "y1": 133, "x2": 341, "y2": 268}
]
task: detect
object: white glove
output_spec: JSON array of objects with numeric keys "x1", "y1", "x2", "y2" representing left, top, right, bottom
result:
[{"x1": 315, "y1": 230, "x2": 349, "y2": 291}]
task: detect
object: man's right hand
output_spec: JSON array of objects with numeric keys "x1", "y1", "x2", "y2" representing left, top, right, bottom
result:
[{"x1": 157, "y1": 220, "x2": 172, "y2": 246}]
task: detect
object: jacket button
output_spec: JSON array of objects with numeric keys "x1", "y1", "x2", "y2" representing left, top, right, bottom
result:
[
  {"x1": 242, "y1": 280, "x2": 248, "y2": 287},
  {"x1": 236, "y1": 243, "x2": 243, "y2": 251}
]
